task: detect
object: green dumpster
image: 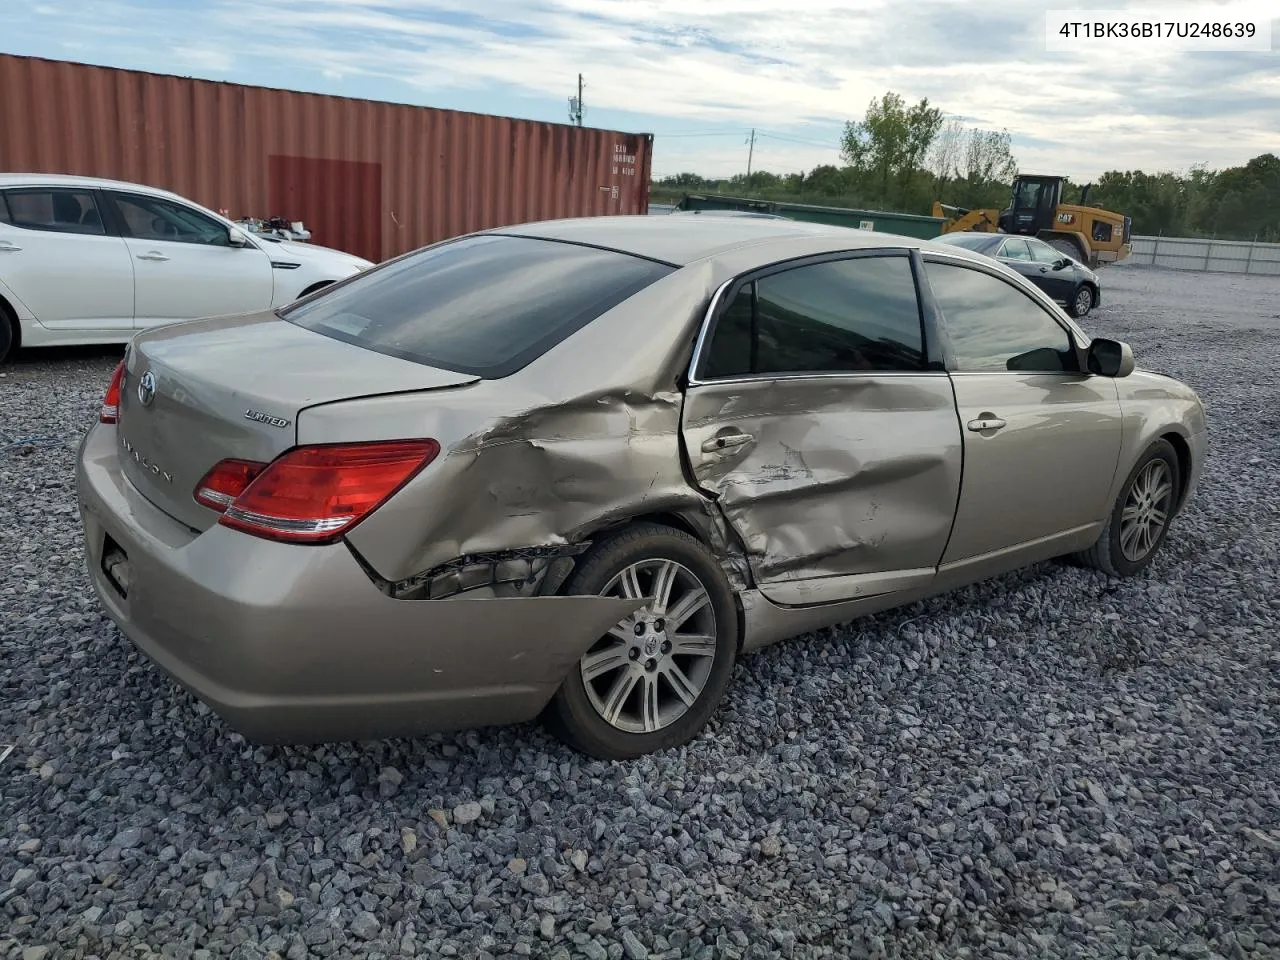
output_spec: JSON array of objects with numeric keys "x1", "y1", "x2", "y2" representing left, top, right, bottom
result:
[{"x1": 673, "y1": 193, "x2": 947, "y2": 240}]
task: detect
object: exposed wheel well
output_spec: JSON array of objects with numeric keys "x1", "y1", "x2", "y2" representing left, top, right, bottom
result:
[
  {"x1": 589, "y1": 511, "x2": 702, "y2": 542},
  {"x1": 0, "y1": 293, "x2": 20, "y2": 352},
  {"x1": 1162, "y1": 432, "x2": 1193, "y2": 512}
]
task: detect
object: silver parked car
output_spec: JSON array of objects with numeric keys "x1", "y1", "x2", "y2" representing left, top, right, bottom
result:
[{"x1": 76, "y1": 216, "x2": 1207, "y2": 759}]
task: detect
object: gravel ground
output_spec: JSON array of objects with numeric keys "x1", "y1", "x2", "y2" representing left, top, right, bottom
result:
[{"x1": 3, "y1": 267, "x2": 1279, "y2": 960}]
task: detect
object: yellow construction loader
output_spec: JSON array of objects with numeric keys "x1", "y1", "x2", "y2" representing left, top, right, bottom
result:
[{"x1": 932, "y1": 174, "x2": 1131, "y2": 268}]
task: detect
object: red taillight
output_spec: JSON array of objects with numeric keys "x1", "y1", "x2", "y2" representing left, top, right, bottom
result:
[
  {"x1": 194, "y1": 459, "x2": 267, "y2": 511},
  {"x1": 101, "y1": 361, "x2": 126, "y2": 424},
  {"x1": 201, "y1": 439, "x2": 440, "y2": 544}
]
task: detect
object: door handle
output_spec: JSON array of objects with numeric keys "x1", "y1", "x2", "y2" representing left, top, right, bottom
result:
[
  {"x1": 967, "y1": 416, "x2": 1007, "y2": 432},
  {"x1": 1039, "y1": 266, "x2": 1049, "y2": 273},
  {"x1": 0, "y1": 241, "x2": 21, "y2": 252},
  {"x1": 137, "y1": 251, "x2": 170, "y2": 262},
  {"x1": 701, "y1": 432, "x2": 754, "y2": 454}
]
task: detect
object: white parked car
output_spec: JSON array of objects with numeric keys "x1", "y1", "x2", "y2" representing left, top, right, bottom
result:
[{"x1": 0, "y1": 174, "x2": 373, "y2": 363}]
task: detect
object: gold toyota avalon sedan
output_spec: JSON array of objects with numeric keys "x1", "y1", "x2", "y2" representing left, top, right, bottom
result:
[{"x1": 76, "y1": 215, "x2": 1207, "y2": 760}]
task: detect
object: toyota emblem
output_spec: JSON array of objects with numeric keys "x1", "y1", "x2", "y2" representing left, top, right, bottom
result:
[{"x1": 137, "y1": 371, "x2": 157, "y2": 407}]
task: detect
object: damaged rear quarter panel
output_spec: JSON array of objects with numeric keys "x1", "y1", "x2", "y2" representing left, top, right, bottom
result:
[{"x1": 302, "y1": 263, "x2": 737, "y2": 587}]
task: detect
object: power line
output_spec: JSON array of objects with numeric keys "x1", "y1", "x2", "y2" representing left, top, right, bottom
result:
[{"x1": 757, "y1": 131, "x2": 841, "y2": 149}]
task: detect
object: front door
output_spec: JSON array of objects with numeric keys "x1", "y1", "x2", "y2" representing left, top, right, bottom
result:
[
  {"x1": 105, "y1": 191, "x2": 274, "y2": 328},
  {"x1": 921, "y1": 257, "x2": 1123, "y2": 568},
  {"x1": 0, "y1": 186, "x2": 134, "y2": 332},
  {"x1": 1027, "y1": 238, "x2": 1078, "y2": 300},
  {"x1": 680, "y1": 251, "x2": 963, "y2": 606}
]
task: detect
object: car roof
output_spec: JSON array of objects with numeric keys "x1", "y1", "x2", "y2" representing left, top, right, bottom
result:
[
  {"x1": 496, "y1": 214, "x2": 986, "y2": 268},
  {"x1": 0, "y1": 172, "x2": 182, "y2": 198}
]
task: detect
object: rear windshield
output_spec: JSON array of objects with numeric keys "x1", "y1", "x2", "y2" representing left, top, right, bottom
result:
[{"x1": 282, "y1": 234, "x2": 675, "y2": 378}]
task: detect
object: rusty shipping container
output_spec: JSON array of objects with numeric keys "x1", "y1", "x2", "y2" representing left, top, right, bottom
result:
[{"x1": 0, "y1": 54, "x2": 653, "y2": 262}]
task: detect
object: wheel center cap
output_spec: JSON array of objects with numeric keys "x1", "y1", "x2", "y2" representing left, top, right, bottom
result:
[{"x1": 644, "y1": 636, "x2": 659, "y2": 657}]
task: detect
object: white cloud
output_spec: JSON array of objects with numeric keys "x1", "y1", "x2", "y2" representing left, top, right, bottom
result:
[{"x1": 1, "y1": 0, "x2": 1274, "y2": 182}]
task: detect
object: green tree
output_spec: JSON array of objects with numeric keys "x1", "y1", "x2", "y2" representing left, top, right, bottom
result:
[
  {"x1": 1192, "y1": 153, "x2": 1280, "y2": 241},
  {"x1": 841, "y1": 91, "x2": 943, "y2": 205},
  {"x1": 804, "y1": 164, "x2": 849, "y2": 196}
]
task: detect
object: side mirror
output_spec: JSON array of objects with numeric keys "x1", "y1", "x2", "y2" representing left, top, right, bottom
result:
[
  {"x1": 1087, "y1": 338, "x2": 1134, "y2": 378},
  {"x1": 1053, "y1": 257, "x2": 1071, "y2": 270},
  {"x1": 227, "y1": 227, "x2": 249, "y2": 247}
]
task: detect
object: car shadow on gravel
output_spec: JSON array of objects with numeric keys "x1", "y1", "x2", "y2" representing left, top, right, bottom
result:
[{"x1": 8, "y1": 344, "x2": 126, "y2": 367}]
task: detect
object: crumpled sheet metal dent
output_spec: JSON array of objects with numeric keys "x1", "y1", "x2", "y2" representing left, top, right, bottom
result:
[
  {"x1": 684, "y1": 375, "x2": 962, "y2": 583},
  {"x1": 342, "y1": 264, "x2": 736, "y2": 586}
]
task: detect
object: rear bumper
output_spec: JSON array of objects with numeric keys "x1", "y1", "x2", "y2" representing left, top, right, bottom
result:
[{"x1": 75, "y1": 424, "x2": 639, "y2": 744}]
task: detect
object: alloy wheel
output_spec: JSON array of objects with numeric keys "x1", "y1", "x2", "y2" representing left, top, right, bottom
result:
[
  {"x1": 1075, "y1": 287, "x2": 1093, "y2": 315},
  {"x1": 1119, "y1": 458, "x2": 1174, "y2": 562},
  {"x1": 580, "y1": 559, "x2": 718, "y2": 734}
]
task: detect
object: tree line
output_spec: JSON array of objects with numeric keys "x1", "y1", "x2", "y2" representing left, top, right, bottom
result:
[{"x1": 651, "y1": 91, "x2": 1280, "y2": 242}]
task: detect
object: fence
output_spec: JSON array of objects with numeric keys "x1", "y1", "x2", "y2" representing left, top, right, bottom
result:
[{"x1": 1126, "y1": 235, "x2": 1280, "y2": 276}]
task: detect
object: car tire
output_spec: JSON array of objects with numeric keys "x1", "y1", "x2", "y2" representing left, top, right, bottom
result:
[
  {"x1": 1068, "y1": 284, "x2": 1095, "y2": 318},
  {"x1": 0, "y1": 305, "x2": 15, "y2": 365},
  {"x1": 545, "y1": 523, "x2": 738, "y2": 760},
  {"x1": 1073, "y1": 439, "x2": 1181, "y2": 577}
]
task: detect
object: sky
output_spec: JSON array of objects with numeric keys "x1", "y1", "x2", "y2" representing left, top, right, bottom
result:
[{"x1": 1, "y1": 0, "x2": 1276, "y2": 183}]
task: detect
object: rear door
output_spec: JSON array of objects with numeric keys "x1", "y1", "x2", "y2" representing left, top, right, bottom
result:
[
  {"x1": 680, "y1": 250, "x2": 963, "y2": 606},
  {"x1": 0, "y1": 186, "x2": 134, "y2": 332},
  {"x1": 104, "y1": 190, "x2": 274, "y2": 328},
  {"x1": 922, "y1": 256, "x2": 1123, "y2": 568}
]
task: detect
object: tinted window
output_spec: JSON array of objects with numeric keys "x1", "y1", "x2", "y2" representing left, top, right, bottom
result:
[
  {"x1": 999, "y1": 238, "x2": 1031, "y2": 261},
  {"x1": 0, "y1": 194, "x2": 9, "y2": 224},
  {"x1": 1028, "y1": 240, "x2": 1060, "y2": 263},
  {"x1": 111, "y1": 192, "x2": 229, "y2": 246},
  {"x1": 926, "y1": 262, "x2": 1078, "y2": 373},
  {"x1": 702, "y1": 286, "x2": 753, "y2": 379},
  {"x1": 284, "y1": 235, "x2": 674, "y2": 378},
  {"x1": 3, "y1": 189, "x2": 106, "y2": 235},
  {"x1": 700, "y1": 255, "x2": 925, "y2": 377}
]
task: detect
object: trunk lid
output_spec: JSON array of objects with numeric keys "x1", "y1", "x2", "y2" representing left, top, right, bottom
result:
[{"x1": 116, "y1": 311, "x2": 478, "y2": 531}]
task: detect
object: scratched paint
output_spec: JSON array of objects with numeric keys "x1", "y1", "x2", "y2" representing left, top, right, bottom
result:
[{"x1": 680, "y1": 375, "x2": 964, "y2": 596}]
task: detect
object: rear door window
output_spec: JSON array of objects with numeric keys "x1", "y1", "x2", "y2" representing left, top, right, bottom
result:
[
  {"x1": 699, "y1": 253, "x2": 926, "y2": 378},
  {"x1": 283, "y1": 234, "x2": 674, "y2": 378},
  {"x1": 998, "y1": 238, "x2": 1031, "y2": 261},
  {"x1": 2, "y1": 188, "x2": 107, "y2": 235}
]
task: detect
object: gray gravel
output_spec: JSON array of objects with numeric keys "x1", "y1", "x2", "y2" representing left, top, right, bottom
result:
[{"x1": 3, "y1": 268, "x2": 1280, "y2": 960}]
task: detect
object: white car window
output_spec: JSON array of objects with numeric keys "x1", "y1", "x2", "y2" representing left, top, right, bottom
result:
[
  {"x1": 3, "y1": 189, "x2": 107, "y2": 236},
  {"x1": 111, "y1": 192, "x2": 230, "y2": 246}
]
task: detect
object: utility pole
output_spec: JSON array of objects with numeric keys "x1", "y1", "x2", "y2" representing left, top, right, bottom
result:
[
  {"x1": 568, "y1": 74, "x2": 584, "y2": 126},
  {"x1": 746, "y1": 128, "x2": 756, "y2": 182}
]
